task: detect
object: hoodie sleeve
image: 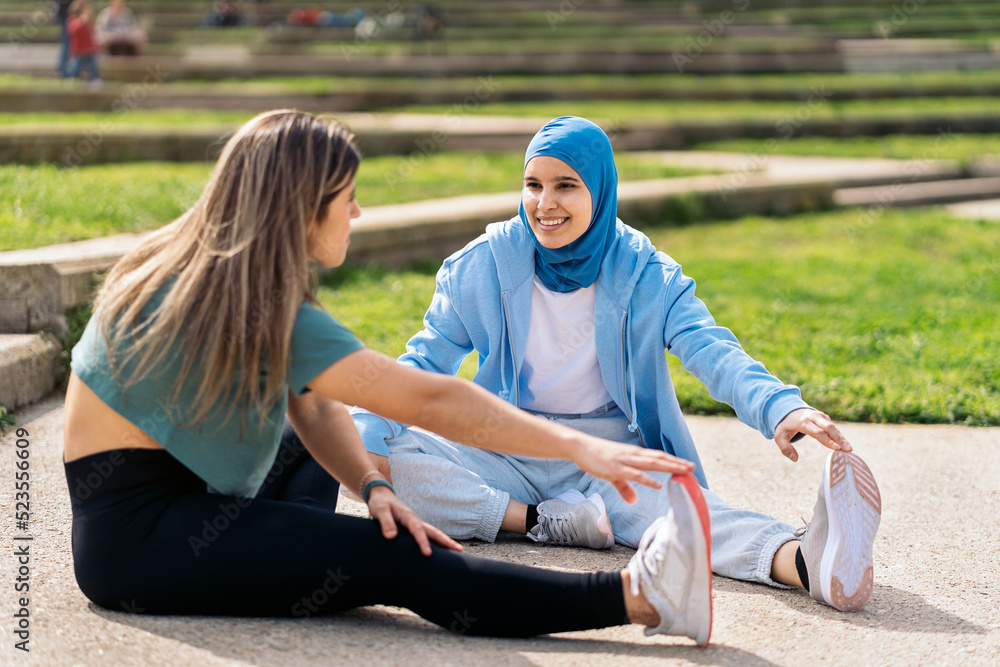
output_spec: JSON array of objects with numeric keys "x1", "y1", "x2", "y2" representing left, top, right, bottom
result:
[
  {"x1": 660, "y1": 266, "x2": 810, "y2": 440},
  {"x1": 350, "y1": 259, "x2": 475, "y2": 455}
]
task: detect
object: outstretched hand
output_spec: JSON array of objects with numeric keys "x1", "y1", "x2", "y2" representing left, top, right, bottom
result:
[
  {"x1": 774, "y1": 408, "x2": 852, "y2": 462},
  {"x1": 366, "y1": 485, "x2": 463, "y2": 556},
  {"x1": 572, "y1": 437, "x2": 696, "y2": 504}
]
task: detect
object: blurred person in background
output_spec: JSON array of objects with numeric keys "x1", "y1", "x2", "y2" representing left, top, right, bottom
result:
[
  {"x1": 202, "y1": 0, "x2": 245, "y2": 27},
  {"x1": 67, "y1": 1, "x2": 101, "y2": 87},
  {"x1": 57, "y1": 0, "x2": 75, "y2": 77},
  {"x1": 96, "y1": 0, "x2": 147, "y2": 56}
]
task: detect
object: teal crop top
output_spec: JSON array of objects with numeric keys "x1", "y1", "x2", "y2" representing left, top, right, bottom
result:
[{"x1": 71, "y1": 300, "x2": 364, "y2": 497}]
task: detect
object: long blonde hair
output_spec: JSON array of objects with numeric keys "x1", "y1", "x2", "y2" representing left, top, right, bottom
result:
[{"x1": 94, "y1": 110, "x2": 361, "y2": 428}]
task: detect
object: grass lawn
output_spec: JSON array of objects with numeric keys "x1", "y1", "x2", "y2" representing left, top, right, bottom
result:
[
  {"x1": 393, "y1": 97, "x2": 1000, "y2": 123},
  {"x1": 6, "y1": 70, "x2": 1000, "y2": 97},
  {"x1": 316, "y1": 207, "x2": 1000, "y2": 426},
  {"x1": 0, "y1": 153, "x2": 708, "y2": 251},
  {"x1": 693, "y1": 134, "x2": 1000, "y2": 166},
  {"x1": 5, "y1": 97, "x2": 1000, "y2": 129}
]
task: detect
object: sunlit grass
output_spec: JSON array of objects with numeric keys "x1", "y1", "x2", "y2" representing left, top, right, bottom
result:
[
  {"x1": 317, "y1": 207, "x2": 1000, "y2": 426},
  {"x1": 0, "y1": 153, "x2": 708, "y2": 250},
  {"x1": 393, "y1": 97, "x2": 1000, "y2": 123},
  {"x1": 5, "y1": 70, "x2": 1000, "y2": 97},
  {"x1": 5, "y1": 97, "x2": 1000, "y2": 129},
  {"x1": 693, "y1": 133, "x2": 1000, "y2": 166}
]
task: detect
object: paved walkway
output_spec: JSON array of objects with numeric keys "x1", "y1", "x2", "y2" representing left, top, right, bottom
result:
[
  {"x1": 1, "y1": 396, "x2": 997, "y2": 666},
  {"x1": 948, "y1": 198, "x2": 1000, "y2": 220}
]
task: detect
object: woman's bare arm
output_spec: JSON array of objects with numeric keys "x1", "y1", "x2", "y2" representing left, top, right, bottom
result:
[{"x1": 309, "y1": 349, "x2": 696, "y2": 503}]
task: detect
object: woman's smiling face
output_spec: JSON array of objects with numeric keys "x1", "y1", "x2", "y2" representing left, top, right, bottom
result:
[{"x1": 521, "y1": 156, "x2": 593, "y2": 249}]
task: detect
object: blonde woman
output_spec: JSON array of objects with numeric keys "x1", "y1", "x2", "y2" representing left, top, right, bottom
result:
[{"x1": 64, "y1": 110, "x2": 714, "y2": 645}]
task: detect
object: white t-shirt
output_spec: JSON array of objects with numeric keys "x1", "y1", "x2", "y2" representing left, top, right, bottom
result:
[{"x1": 520, "y1": 276, "x2": 614, "y2": 414}]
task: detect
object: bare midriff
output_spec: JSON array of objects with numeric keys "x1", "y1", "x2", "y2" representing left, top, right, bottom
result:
[{"x1": 63, "y1": 372, "x2": 165, "y2": 463}]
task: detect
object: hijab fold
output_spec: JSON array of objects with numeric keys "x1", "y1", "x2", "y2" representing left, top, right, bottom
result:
[{"x1": 518, "y1": 116, "x2": 618, "y2": 292}]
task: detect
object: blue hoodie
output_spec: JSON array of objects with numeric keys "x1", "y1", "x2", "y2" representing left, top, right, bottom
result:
[{"x1": 351, "y1": 217, "x2": 809, "y2": 487}]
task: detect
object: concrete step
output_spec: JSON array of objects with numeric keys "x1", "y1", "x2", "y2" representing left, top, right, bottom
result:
[
  {"x1": 639, "y1": 151, "x2": 966, "y2": 189},
  {"x1": 0, "y1": 233, "x2": 152, "y2": 334},
  {"x1": 0, "y1": 47, "x2": 847, "y2": 80},
  {"x1": 947, "y1": 198, "x2": 1000, "y2": 221},
  {"x1": 834, "y1": 177, "x2": 1000, "y2": 208},
  {"x1": 0, "y1": 334, "x2": 60, "y2": 412},
  {"x1": 9, "y1": 115, "x2": 1000, "y2": 166}
]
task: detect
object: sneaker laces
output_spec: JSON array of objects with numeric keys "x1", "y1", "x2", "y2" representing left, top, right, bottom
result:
[
  {"x1": 628, "y1": 545, "x2": 666, "y2": 598},
  {"x1": 627, "y1": 516, "x2": 673, "y2": 598},
  {"x1": 534, "y1": 511, "x2": 580, "y2": 545}
]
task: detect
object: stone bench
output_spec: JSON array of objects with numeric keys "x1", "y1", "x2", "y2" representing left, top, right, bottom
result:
[
  {"x1": 6, "y1": 113, "x2": 1000, "y2": 166},
  {"x1": 834, "y1": 176, "x2": 1000, "y2": 208}
]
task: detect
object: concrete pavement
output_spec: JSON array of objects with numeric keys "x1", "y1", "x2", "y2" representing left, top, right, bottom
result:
[{"x1": 1, "y1": 395, "x2": 997, "y2": 666}]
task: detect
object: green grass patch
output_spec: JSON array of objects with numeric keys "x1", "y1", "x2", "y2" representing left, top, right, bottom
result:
[
  {"x1": 1, "y1": 163, "x2": 212, "y2": 250},
  {"x1": 7, "y1": 70, "x2": 1000, "y2": 98},
  {"x1": 1, "y1": 153, "x2": 707, "y2": 250},
  {"x1": 60, "y1": 303, "x2": 94, "y2": 385},
  {"x1": 693, "y1": 133, "x2": 1000, "y2": 166},
  {"x1": 0, "y1": 403, "x2": 14, "y2": 433},
  {"x1": 315, "y1": 207, "x2": 1000, "y2": 426},
  {"x1": 316, "y1": 263, "x2": 481, "y2": 382},
  {"x1": 0, "y1": 109, "x2": 258, "y2": 128},
  {"x1": 5, "y1": 96, "x2": 1000, "y2": 130},
  {"x1": 394, "y1": 97, "x2": 1000, "y2": 123}
]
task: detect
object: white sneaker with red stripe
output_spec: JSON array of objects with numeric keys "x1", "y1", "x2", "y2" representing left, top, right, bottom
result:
[{"x1": 627, "y1": 473, "x2": 713, "y2": 647}]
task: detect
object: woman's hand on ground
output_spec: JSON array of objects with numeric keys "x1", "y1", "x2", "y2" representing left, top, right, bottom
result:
[
  {"x1": 774, "y1": 408, "x2": 852, "y2": 462},
  {"x1": 572, "y1": 438, "x2": 696, "y2": 504},
  {"x1": 366, "y1": 485, "x2": 463, "y2": 556}
]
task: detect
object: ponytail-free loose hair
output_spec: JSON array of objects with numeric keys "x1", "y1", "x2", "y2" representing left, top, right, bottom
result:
[{"x1": 93, "y1": 110, "x2": 361, "y2": 430}]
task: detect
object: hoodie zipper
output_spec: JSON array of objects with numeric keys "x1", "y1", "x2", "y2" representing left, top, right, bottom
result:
[
  {"x1": 620, "y1": 310, "x2": 646, "y2": 448},
  {"x1": 501, "y1": 292, "x2": 519, "y2": 406}
]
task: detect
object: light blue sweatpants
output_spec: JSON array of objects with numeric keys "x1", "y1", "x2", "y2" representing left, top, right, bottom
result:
[{"x1": 386, "y1": 407, "x2": 799, "y2": 588}]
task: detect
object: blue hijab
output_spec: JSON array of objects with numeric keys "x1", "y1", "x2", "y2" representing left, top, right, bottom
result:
[{"x1": 518, "y1": 116, "x2": 618, "y2": 292}]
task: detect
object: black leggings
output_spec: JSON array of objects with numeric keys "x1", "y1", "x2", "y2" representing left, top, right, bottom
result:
[{"x1": 65, "y1": 425, "x2": 628, "y2": 637}]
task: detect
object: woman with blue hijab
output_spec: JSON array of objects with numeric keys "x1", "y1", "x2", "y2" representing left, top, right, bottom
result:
[{"x1": 352, "y1": 117, "x2": 881, "y2": 615}]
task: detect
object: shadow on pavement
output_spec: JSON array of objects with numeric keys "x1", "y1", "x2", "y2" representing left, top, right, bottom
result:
[
  {"x1": 90, "y1": 603, "x2": 779, "y2": 666},
  {"x1": 713, "y1": 577, "x2": 987, "y2": 635}
]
